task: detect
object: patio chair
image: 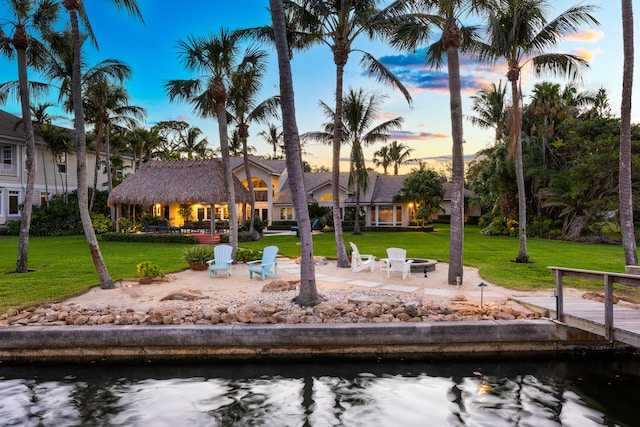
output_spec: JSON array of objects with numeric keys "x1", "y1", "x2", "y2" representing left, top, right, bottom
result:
[
  {"x1": 381, "y1": 247, "x2": 413, "y2": 280},
  {"x1": 142, "y1": 219, "x2": 157, "y2": 232},
  {"x1": 207, "y1": 244, "x2": 233, "y2": 277},
  {"x1": 248, "y1": 245, "x2": 279, "y2": 281},
  {"x1": 349, "y1": 242, "x2": 375, "y2": 273}
]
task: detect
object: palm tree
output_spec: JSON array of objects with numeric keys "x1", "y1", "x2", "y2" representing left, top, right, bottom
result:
[
  {"x1": 390, "y1": 0, "x2": 491, "y2": 284},
  {"x1": 182, "y1": 126, "x2": 208, "y2": 159},
  {"x1": 165, "y1": 29, "x2": 260, "y2": 257},
  {"x1": 83, "y1": 77, "x2": 145, "y2": 214},
  {"x1": 286, "y1": 0, "x2": 413, "y2": 268},
  {"x1": 309, "y1": 89, "x2": 403, "y2": 235},
  {"x1": 373, "y1": 145, "x2": 392, "y2": 174},
  {"x1": 620, "y1": 0, "x2": 637, "y2": 266},
  {"x1": 269, "y1": 0, "x2": 319, "y2": 306},
  {"x1": 0, "y1": 0, "x2": 60, "y2": 273},
  {"x1": 62, "y1": 0, "x2": 143, "y2": 289},
  {"x1": 468, "y1": 80, "x2": 508, "y2": 145},
  {"x1": 227, "y1": 54, "x2": 280, "y2": 235},
  {"x1": 481, "y1": 0, "x2": 598, "y2": 263},
  {"x1": 258, "y1": 123, "x2": 284, "y2": 159},
  {"x1": 388, "y1": 140, "x2": 414, "y2": 175}
]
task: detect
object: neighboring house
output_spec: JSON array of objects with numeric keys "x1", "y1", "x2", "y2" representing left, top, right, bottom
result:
[{"x1": 0, "y1": 110, "x2": 134, "y2": 227}]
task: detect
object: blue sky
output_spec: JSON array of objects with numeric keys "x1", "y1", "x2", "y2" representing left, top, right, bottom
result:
[{"x1": 0, "y1": 0, "x2": 636, "y2": 172}]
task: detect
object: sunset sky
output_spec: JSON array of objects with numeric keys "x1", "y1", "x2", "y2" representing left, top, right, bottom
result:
[{"x1": 0, "y1": 0, "x2": 635, "y2": 173}]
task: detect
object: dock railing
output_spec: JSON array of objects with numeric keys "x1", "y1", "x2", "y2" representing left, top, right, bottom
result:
[{"x1": 548, "y1": 266, "x2": 640, "y2": 342}]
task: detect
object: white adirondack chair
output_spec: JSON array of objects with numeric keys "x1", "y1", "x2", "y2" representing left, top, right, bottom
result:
[
  {"x1": 381, "y1": 247, "x2": 413, "y2": 280},
  {"x1": 349, "y1": 242, "x2": 375, "y2": 272}
]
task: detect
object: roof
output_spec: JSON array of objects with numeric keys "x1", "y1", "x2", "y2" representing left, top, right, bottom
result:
[
  {"x1": 230, "y1": 156, "x2": 288, "y2": 175},
  {"x1": 108, "y1": 159, "x2": 250, "y2": 206}
]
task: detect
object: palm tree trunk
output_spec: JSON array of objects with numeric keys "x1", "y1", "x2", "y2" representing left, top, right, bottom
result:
[
  {"x1": 354, "y1": 181, "x2": 361, "y2": 235},
  {"x1": 66, "y1": 4, "x2": 114, "y2": 289},
  {"x1": 446, "y1": 41, "x2": 464, "y2": 285},
  {"x1": 214, "y1": 99, "x2": 238, "y2": 259},
  {"x1": 333, "y1": 59, "x2": 350, "y2": 268},
  {"x1": 620, "y1": 0, "x2": 637, "y2": 265},
  {"x1": 89, "y1": 122, "x2": 103, "y2": 212},
  {"x1": 510, "y1": 77, "x2": 529, "y2": 263},
  {"x1": 105, "y1": 121, "x2": 116, "y2": 225},
  {"x1": 14, "y1": 30, "x2": 35, "y2": 274},
  {"x1": 269, "y1": 0, "x2": 318, "y2": 306},
  {"x1": 240, "y1": 128, "x2": 256, "y2": 235}
]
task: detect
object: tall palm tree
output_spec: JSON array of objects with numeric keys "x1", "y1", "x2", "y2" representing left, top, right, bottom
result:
[
  {"x1": 481, "y1": 0, "x2": 598, "y2": 263},
  {"x1": 390, "y1": 0, "x2": 491, "y2": 284},
  {"x1": 468, "y1": 80, "x2": 508, "y2": 145},
  {"x1": 227, "y1": 53, "x2": 280, "y2": 235},
  {"x1": 269, "y1": 0, "x2": 319, "y2": 306},
  {"x1": 0, "y1": 0, "x2": 59, "y2": 273},
  {"x1": 258, "y1": 123, "x2": 284, "y2": 159},
  {"x1": 388, "y1": 140, "x2": 414, "y2": 175},
  {"x1": 620, "y1": 0, "x2": 637, "y2": 266},
  {"x1": 62, "y1": 0, "x2": 143, "y2": 289},
  {"x1": 286, "y1": 0, "x2": 413, "y2": 268},
  {"x1": 165, "y1": 29, "x2": 258, "y2": 257}
]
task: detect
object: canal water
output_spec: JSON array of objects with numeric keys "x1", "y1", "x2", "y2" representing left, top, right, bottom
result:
[{"x1": 0, "y1": 357, "x2": 637, "y2": 426}]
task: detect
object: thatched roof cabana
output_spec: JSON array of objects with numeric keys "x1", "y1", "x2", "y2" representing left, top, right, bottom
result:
[{"x1": 108, "y1": 159, "x2": 250, "y2": 206}]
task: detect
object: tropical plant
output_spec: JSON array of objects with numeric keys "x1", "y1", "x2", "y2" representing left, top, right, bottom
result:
[
  {"x1": 284, "y1": 0, "x2": 413, "y2": 268},
  {"x1": 387, "y1": 140, "x2": 414, "y2": 175},
  {"x1": 182, "y1": 126, "x2": 208, "y2": 159},
  {"x1": 480, "y1": 0, "x2": 599, "y2": 263},
  {"x1": 620, "y1": 0, "x2": 637, "y2": 265},
  {"x1": 372, "y1": 145, "x2": 392, "y2": 174},
  {"x1": 394, "y1": 163, "x2": 445, "y2": 226},
  {"x1": 269, "y1": 0, "x2": 319, "y2": 306},
  {"x1": 136, "y1": 261, "x2": 164, "y2": 279},
  {"x1": 62, "y1": 0, "x2": 144, "y2": 289},
  {"x1": 468, "y1": 80, "x2": 509, "y2": 145},
  {"x1": 181, "y1": 245, "x2": 214, "y2": 264},
  {"x1": 226, "y1": 50, "x2": 280, "y2": 235},
  {"x1": 258, "y1": 123, "x2": 283, "y2": 159},
  {"x1": 165, "y1": 28, "x2": 255, "y2": 259},
  {"x1": 0, "y1": 0, "x2": 60, "y2": 273}
]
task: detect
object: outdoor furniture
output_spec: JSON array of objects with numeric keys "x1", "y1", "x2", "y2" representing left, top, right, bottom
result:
[
  {"x1": 349, "y1": 242, "x2": 375, "y2": 273},
  {"x1": 157, "y1": 219, "x2": 179, "y2": 233},
  {"x1": 207, "y1": 244, "x2": 233, "y2": 277},
  {"x1": 142, "y1": 219, "x2": 157, "y2": 232},
  {"x1": 248, "y1": 245, "x2": 279, "y2": 281},
  {"x1": 381, "y1": 247, "x2": 413, "y2": 280}
]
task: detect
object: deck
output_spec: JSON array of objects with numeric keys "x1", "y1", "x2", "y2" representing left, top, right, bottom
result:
[{"x1": 512, "y1": 295, "x2": 640, "y2": 348}]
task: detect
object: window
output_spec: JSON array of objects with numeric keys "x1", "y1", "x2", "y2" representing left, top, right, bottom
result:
[
  {"x1": 1, "y1": 145, "x2": 17, "y2": 176},
  {"x1": 56, "y1": 153, "x2": 67, "y2": 174},
  {"x1": 40, "y1": 192, "x2": 48, "y2": 206},
  {"x1": 253, "y1": 179, "x2": 268, "y2": 202},
  {"x1": 280, "y1": 207, "x2": 293, "y2": 220},
  {"x1": 9, "y1": 191, "x2": 20, "y2": 215},
  {"x1": 375, "y1": 205, "x2": 402, "y2": 226}
]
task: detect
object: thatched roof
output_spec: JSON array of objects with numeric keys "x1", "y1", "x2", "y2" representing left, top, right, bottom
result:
[{"x1": 108, "y1": 159, "x2": 250, "y2": 206}]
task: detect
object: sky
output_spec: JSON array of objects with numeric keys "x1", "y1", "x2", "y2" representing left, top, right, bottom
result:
[{"x1": 0, "y1": 0, "x2": 637, "y2": 174}]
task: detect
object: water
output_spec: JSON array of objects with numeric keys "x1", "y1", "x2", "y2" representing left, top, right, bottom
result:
[{"x1": 0, "y1": 358, "x2": 638, "y2": 426}]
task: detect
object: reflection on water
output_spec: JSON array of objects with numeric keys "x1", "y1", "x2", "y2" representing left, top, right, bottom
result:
[{"x1": 0, "y1": 359, "x2": 637, "y2": 426}]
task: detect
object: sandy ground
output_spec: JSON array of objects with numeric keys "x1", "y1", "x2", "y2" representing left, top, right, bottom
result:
[{"x1": 63, "y1": 257, "x2": 579, "y2": 312}]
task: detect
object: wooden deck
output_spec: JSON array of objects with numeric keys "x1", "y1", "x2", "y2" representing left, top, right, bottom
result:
[{"x1": 512, "y1": 295, "x2": 640, "y2": 348}]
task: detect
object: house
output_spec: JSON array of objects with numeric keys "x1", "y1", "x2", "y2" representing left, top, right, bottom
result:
[{"x1": 0, "y1": 110, "x2": 134, "y2": 227}]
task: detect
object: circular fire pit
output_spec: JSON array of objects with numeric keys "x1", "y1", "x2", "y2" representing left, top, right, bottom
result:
[{"x1": 408, "y1": 258, "x2": 437, "y2": 274}]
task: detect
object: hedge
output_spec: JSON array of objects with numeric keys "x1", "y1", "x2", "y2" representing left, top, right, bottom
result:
[{"x1": 100, "y1": 233, "x2": 196, "y2": 244}]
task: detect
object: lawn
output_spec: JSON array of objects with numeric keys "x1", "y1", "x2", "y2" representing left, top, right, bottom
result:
[{"x1": 0, "y1": 225, "x2": 636, "y2": 312}]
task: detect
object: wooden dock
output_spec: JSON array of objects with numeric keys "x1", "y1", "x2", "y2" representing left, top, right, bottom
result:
[{"x1": 512, "y1": 295, "x2": 640, "y2": 348}]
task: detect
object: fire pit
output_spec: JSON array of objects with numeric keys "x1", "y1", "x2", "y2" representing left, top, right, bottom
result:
[{"x1": 407, "y1": 258, "x2": 437, "y2": 274}]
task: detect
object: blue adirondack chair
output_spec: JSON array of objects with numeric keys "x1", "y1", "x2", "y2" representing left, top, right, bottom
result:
[
  {"x1": 207, "y1": 244, "x2": 233, "y2": 277},
  {"x1": 248, "y1": 246, "x2": 279, "y2": 281}
]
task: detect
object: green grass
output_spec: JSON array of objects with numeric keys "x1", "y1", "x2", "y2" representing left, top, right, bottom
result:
[
  {"x1": 0, "y1": 226, "x2": 637, "y2": 312},
  {"x1": 0, "y1": 236, "x2": 187, "y2": 312}
]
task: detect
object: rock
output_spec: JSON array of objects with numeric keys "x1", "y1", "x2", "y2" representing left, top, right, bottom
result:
[
  {"x1": 160, "y1": 292, "x2": 206, "y2": 302},
  {"x1": 262, "y1": 280, "x2": 299, "y2": 292},
  {"x1": 358, "y1": 303, "x2": 383, "y2": 318},
  {"x1": 404, "y1": 301, "x2": 421, "y2": 317}
]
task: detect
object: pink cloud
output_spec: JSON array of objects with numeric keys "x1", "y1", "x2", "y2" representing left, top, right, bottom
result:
[
  {"x1": 564, "y1": 29, "x2": 604, "y2": 43},
  {"x1": 573, "y1": 47, "x2": 603, "y2": 62}
]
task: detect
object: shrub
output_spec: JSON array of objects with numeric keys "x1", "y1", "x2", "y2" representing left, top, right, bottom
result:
[
  {"x1": 136, "y1": 261, "x2": 164, "y2": 279},
  {"x1": 90, "y1": 212, "x2": 112, "y2": 234},
  {"x1": 100, "y1": 232, "x2": 196, "y2": 244},
  {"x1": 236, "y1": 248, "x2": 261, "y2": 262},
  {"x1": 181, "y1": 245, "x2": 214, "y2": 263},
  {"x1": 220, "y1": 234, "x2": 230, "y2": 243}
]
